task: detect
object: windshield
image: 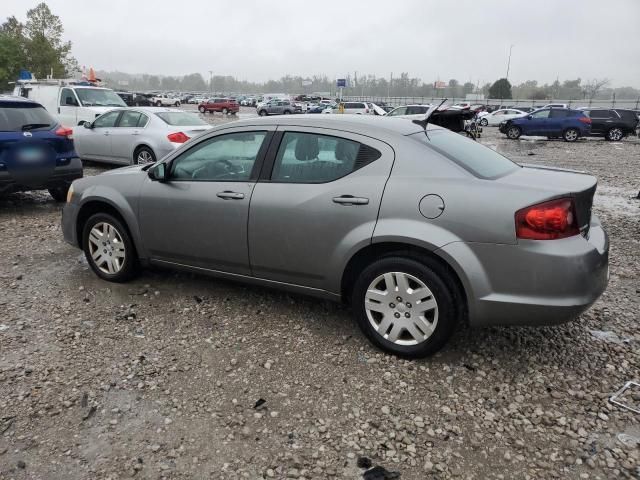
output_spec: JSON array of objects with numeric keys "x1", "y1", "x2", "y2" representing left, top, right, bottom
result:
[
  {"x1": 155, "y1": 111, "x2": 208, "y2": 126},
  {"x1": 411, "y1": 129, "x2": 520, "y2": 179},
  {"x1": 75, "y1": 88, "x2": 127, "y2": 107},
  {"x1": 0, "y1": 104, "x2": 55, "y2": 132}
]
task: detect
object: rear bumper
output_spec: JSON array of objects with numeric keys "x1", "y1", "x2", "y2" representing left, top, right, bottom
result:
[
  {"x1": 438, "y1": 219, "x2": 609, "y2": 327},
  {"x1": 0, "y1": 158, "x2": 83, "y2": 195}
]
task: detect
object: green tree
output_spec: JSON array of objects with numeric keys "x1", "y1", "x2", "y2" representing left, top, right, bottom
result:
[
  {"x1": 489, "y1": 78, "x2": 512, "y2": 99},
  {"x1": 0, "y1": 17, "x2": 27, "y2": 89}
]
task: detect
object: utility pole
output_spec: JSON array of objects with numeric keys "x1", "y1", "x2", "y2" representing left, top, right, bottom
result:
[
  {"x1": 208, "y1": 70, "x2": 213, "y2": 94},
  {"x1": 388, "y1": 72, "x2": 392, "y2": 100},
  {"x1": 505, "y1": 44, "x2": 514, "y2": 80}
]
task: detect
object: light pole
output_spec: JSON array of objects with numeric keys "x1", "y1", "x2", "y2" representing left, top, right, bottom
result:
[
  {"x1": 505, "y1": 44, "x2": 514, "y2": 80},
  {"x1": 208, "y1": 70, "x2": 213, "y2": 94}
]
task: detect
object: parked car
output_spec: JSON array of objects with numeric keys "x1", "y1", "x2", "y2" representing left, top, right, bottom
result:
[
  {"x1": 478, "y1": 108, "x2": 527, "y2": 126},
  {"x1": 341, "y1": 102, "x2": 371, "y2": 114},
  {"x1": 257, "y1": 100, "x2": 295, "y2": 116},
  {"x1": 542, "y1": 103, "x2": 568, "y2": 109},
  {"x1": 386, "y1": 105, "x2": 432, "y2": 118},
  {"x1": 151, "y1": 94, "x2": 181, "y2": 107},
  {"x1": 115, "y1": 91, "x2": 135, "y2": 106},
  {"x1": 306, "y1": 103, "x2": 327, "y2": 114},
  {"x1": 61, "y1": 115, "x2": 608, "y2": 358},
  {"x1": 499, "y1": 108, "x2": 591, "y2": 142},
  {"x1": 578, "y1": 108, "x2": 639, "y2": 141},
  {"x1": 132, "y1": 93, "x2": 154, "y2": 107},
  {"x1": 198, "y1": 98, "x2": 239, "y2": 115},
  {"x1": 0, "y1": 95, "x2": 82, "y2": 201},
  {"x1": 73, "y1": 108, "x2": 212, "y2": 165}
]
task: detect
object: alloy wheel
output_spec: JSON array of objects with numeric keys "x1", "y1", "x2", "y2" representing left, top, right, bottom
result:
[
  {"x1": 137, "y1": 150, "x2": 154, "y2": 164},
  {"x1": 507, "y1": 126, "x2": 520, "y2": 139},
  {"x1": 364, "y1": 272, "x2": 439, "y2": 346},
  {"x1": 608, "y1": 128, "x2": 623, "y2": 141},
  {"x1": 88, "y1": 222, "x2": 126, "y2": 275},
  {"x1": 564, "y1": 129, "x2": 578, "y2": 142}
]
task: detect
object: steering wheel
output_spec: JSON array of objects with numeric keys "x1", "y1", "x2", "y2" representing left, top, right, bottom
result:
[{"x1": 191, "y1": 158, "x2": 237, "y2": 180}]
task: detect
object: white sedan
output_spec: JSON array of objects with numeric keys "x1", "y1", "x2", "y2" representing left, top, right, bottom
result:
[{"x1": 478, "y1": 108, "x2": 528, "y2": 126}]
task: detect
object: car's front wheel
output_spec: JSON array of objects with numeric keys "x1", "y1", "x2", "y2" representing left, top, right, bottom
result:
[
  {"x1": 606, "y1": 127, "x2": 624, "y2": 141},
  {"x1": 563, "y1": 128, "x2": 579, "y2": 142},
  {"x1": 352, "y1": 256, "x2": 458, "y2": 358},
  {"x1": 258, "y1": 110, "x2": 267, "y2": 116},
  {"x1": 480, "y1": 118, "x2": 488, "y2": 126},
  {"x1": 222, "y1": 108, "x2": 229, "y2": 115},
  {"x1": 506, "y1": 125, "x2": 522, "y2": 139},
  {"x1": 82, "y1": 213, "x2": 138, "y2": 282},
  {"x1": 198, "y1": 106, "x2": 206, "y2": 113}
]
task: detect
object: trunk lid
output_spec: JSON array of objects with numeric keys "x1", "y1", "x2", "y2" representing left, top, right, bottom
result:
[{"x1": 499, "y1": 164, "x2": 596, "y2": 235}]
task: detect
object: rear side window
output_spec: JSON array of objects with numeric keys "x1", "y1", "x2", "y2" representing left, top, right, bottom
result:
[
  {"x1": 118, "y1": 111, "x2": 142, "y2": 127},
  {"x1": 413, "y1": 129, "x2": 520, "y2": 179},
  {"x1": 271, "y1": 132, "x2": 381, "y2": 183},
  {"x1": 0, "y1": 103, "x2": 55, "y2": 131},
  {"x1": 588, "y1": 109, "x2": 611, "y2": 118},
  {"x1": 550, "y1": 109, "x2": 569, "y2": 118}
]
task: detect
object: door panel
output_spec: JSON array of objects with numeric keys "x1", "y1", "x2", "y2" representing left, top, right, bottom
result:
[
  {"x1": 248, "y1": 128, "x2": 394, "y2": 291},
  {"x1": 138, "y1": 128, "x2": 274, "y2": 274}
]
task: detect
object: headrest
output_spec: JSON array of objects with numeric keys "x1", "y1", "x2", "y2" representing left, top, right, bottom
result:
[{"x1": 294, "y1": 135, "x2": 319, "y2": 161}]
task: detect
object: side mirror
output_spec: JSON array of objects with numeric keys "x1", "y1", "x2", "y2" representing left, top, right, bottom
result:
[
  {"x1": 527, "y1": 115, "x2": 533, "y2": 120},
  {"x1": 148, "y1": 162, "x2": 167, "y2": 182},
  {"x1": 83, "y1": 121, "x2": 93, "y2": 129}
]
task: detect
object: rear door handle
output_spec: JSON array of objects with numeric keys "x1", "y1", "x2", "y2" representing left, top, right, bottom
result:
[
  {"x1": 333, "y1": 195, "x2": 369, "y2": 205},
  {"x1": 132, "y1": 130, "x2": 140, "y2": 135},
  {"x1": 217, "y1": 191, "x2": 245, "y2": 200}
]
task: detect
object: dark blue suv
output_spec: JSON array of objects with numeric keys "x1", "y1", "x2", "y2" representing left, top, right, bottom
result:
[
  {"x1": 0, "y1": 96, "x2": 82, "y2": 201},
  {"x1": 499, "y1": 108, "x2": 592, "y2": 142}
]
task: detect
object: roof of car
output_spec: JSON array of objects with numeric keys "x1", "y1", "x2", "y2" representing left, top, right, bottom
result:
[
  {"x1": 219, "y1": 114, "x2": 429, "y2": 136},
  {"x1": 0, "y1": 95, "x2": 39, "y2": 104}
]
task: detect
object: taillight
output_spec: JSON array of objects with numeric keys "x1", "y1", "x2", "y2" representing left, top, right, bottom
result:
[
  {"x1": 578, "y1": 116, "x2": 591, "y2": 124},
  {"x1": 167, "y1": 132, "x2": 190, "y2": 143},
  {"x1": 365, "y1": 108, "x2": 370, "y2": 113},
  {"x1": 55, "y1": 126, "x2": 74, "y2": 139},
  {"x1": 515, "y1": 198, "x2": 580, "y2": 240}
]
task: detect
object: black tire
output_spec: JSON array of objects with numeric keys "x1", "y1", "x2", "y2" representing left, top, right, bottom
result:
[
  {"x1": 563, "y1": 128, "x2": 579, "y2": 142},
  {"x1": 480, "y1": 118, "x2": 488, "y2": 126},
  {"x1": 606, "y1": 128, "x2": 624, "y2": 141},
  {"x1": 506, "y1": 125, "x2": 522, "y2": 140},
  {"x1": 222, "y1": 108, "x2": 229, "y2": 115},
  {"x1": 283, "y1": 110, "x2": 291, "y2": 115},
  {"x1": 174, "y1": 102, "x2": 180, "y2": 107},
  {"x1": 258, "y1": 110, "x2": 267, "y2": 116},
  {"x1": 351, "y1": 256, "x2": 459, "y2": 358},
  {"x1": 198, "y1": 106, "x2": 206, "y2": 113},
  {"x1": 155, "y1": 101, "x2": 162, "y2": 107},
  {"x1": 133, "y1": 146, "x2": 156, "y2": 165},
  {"x1": 82, "y1": 213, "x2": 138, "y2": 283},
  {"x1": 48, "y1": 186, "x2": 69, "y2": 202}
]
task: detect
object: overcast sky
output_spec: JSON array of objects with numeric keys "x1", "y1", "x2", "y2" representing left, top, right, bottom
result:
[{"x1": 4, "y1": 0, "x2": 640, "y2": 87}]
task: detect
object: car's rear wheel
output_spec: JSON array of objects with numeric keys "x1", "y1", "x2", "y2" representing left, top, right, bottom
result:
[
  {"x1": 198, "y1": 106, "x2": 206, "y2": 113},
  {"x1": 563, "y1": 128, "x2": 579, "y2": 142},
  {"x1": 506, "y1": 125, "x2": 522, "y2": 139},
  {"x1": 155, "y1": 101, "x2": 162, "y2": 107},
  {"x1": 174, "y1": 102, "x2": 180, "y2": 107},
  {"x1": 606, "y1": 127, "x2": 623, "y2": 141},
  {"x1": 48, "y1": 186, "x2": 69, "y2": 202},
  {"x1": 283, "y1": 110, "x2": 291, "y2": 115},
  {"x1": 222, "y1": 108, "x2": 229, "y2": 115},
  {"x1": 134, "y1": 146, "x2": 155, "y2": 165},
  {"x1": 351, "y1": 256, "x2": 458, "y2": 358},
  {"x1": 480, "y1": 118, "x2": 488, "y2": 126},
  {"x1": 82, "y1": 213, "x2": 138, "y2": 282},
  {"x1": 259, "y1": 110, "x2": 267, "y2": 116}
]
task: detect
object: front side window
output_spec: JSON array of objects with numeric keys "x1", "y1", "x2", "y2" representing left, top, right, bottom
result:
[
  {"x1": 531, "y1": 109, "x2": 550, "y2": 119},
  {"x1": 93, "y1": 110, "x2": 121, "y2": 128},
  {"x1": 406, "y1": 106, "x2": 428, "y2": 115},
  {"x1": 412, "y1": 129, "x2": 520, "y2": 179},
  {"x1": 60, "y1": 88, "x2": 78, "y2": 106},
  {"x1": 387, "y1": 107, "x2": 408, "y2": 117},
  {"x1": 271, "y1": 132, "x2": 377, "y2": 183},
  {"x1": 170, "y1": 131, "x2": 267, "y2": 181}
]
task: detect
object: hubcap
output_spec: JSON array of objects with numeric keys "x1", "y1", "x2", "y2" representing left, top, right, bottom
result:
[
  {"x1": 508, "y1": 127, "x2": 519, "y2": 138},
  {"x1": 137, "y1": 150, "x2": 153, "y2": 164},
  {"x1": 364, "y1": 272, "x2": 439, "y2": 346},
  {"x1": 566, "y1": 130, "x2": 578, "y2": 141},
  {"x1": 610, "y1": 129, "x2": 622, "y2": 140},
  {"x1": 88, "y1": 222, "x2": 126, "y2": 275}
]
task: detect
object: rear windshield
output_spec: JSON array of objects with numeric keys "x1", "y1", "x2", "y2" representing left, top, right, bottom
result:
[
  {"x1": 0, "y1": 103, "x2": 55, "y2": 132},
  {"x1": 412, "y1": 129, "x2": 520, "y2": 179},
  {"x1": 155, "y1": 112, "x2": 208, "y2": 126}
]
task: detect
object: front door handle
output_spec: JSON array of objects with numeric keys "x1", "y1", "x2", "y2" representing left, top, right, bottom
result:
[
  {"x1": 217, "y1": 191, "x2": 245, "y2": 200},
  {"x1": 333, "y1": 195, "x2": 369, "y2": 205}
]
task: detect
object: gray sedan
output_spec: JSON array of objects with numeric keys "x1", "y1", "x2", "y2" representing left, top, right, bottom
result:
[
  {"x1": 73, "y1": 107, "x2": 212, "y2": 165},
  {"x1": 61, "y1": 115, "x2": 609, "y2": 357}
]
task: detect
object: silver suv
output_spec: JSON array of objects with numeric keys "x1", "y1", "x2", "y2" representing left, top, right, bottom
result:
[
  {"x1": 257, "y1": 100, "x2": 294, "y2": 116},
  {"x1": 62, "y1": 115, "x2": 608, "y2": 357}
]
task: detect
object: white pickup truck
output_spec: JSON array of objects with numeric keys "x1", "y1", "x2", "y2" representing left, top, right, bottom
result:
[{"x1": 150, "y1": 94, "x2": 181, "y2": 107}]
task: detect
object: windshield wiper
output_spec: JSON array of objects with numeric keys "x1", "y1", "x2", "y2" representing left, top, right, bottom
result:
[{"x1": 22, "y1": 123, "x2": 50, "y2": 131}]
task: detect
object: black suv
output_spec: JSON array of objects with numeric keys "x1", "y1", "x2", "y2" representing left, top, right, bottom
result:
[
  {"x1": 0, "y1": 96, "x2": 82, "y2": 200},
  {"x1": 579, "y1": 108, "x2": 639, "y2": 141}
]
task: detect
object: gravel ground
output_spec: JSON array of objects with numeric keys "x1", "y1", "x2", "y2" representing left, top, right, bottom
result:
[{"x1": 1, "y1": 109, "x2": 639, "y2": 480}]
